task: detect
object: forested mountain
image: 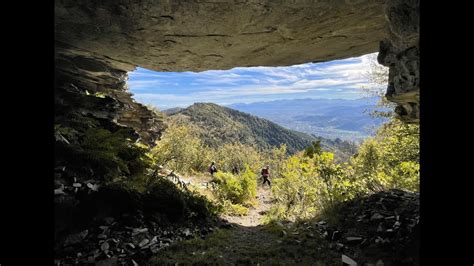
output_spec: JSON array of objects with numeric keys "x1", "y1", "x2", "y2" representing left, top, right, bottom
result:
[{"x1": 166, "y1": 102, "x2": 356, "y2": 158}]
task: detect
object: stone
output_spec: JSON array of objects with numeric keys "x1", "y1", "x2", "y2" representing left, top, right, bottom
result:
[
  {"x1": 101, "y1": 242, "x2": 110, "y2": 251},
  {"x1": 183, "y1": 228, "x2": 191, "y2": 237},
  {"x1": 317, "y1": 221, "x2": 327, "y2": 226},
  {"x1": 132, "y1": 228, "x2": 148, "y2": 236},
  {"x1": 346, "y1": 237, "x2": 363, "y2": 242},
  {"x1": 342, "y1": 254, "x2": 358, "y2": 266},
  {"x1": 87, "y1": 183, "x2": 99, "y2": 192},
  {"x1": 138, "y1": 239, "x2": 150, "y2": 248},
  {"x1": 371, "y1": 213, "x2": 384, "y2": 220}
]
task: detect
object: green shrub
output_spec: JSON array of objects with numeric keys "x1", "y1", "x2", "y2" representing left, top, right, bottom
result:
[
  {"x1": 239, "y1": 165, "x2": 257, "y2": 202},
  {"x1": 220, "y1": 200, "x2": 249, "y2": 216},
  {"x1": 212, "y1": 166, "x2": 257, "y2": 206},
  {"x1": 213, "y1": 172, "x2": 243, "y2": 204}
]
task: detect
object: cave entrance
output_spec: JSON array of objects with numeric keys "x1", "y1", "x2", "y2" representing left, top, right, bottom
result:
[{"x1": 54, "y1": 1, "x2": 419, "y2": 264}]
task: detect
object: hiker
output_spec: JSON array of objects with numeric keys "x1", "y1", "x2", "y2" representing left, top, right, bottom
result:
[
  {"x1": 231, "y1": 165, "x2": 239, "y2": 175},
  {"x1": 261, "y1": 165, "x2": 271, "y2": 187},
  {"x1": 209, "y1": 161, "x2": 218, "y2": 177}
]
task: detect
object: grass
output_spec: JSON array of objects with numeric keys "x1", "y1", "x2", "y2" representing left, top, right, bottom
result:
[{"x1": 150, "y1": 223, "x2": 341, "y2": 265}]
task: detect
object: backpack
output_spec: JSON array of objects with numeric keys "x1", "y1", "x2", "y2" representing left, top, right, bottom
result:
[{"x1": 209, "y1": 165, "x2": 217, "y2": 173}]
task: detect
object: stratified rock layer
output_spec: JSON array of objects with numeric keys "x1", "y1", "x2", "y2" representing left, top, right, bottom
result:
[
  {"x1": 55, "y1": 0, "x2": 388, "y2": 72},
  {"x1": 378, "y1": 0, "x2": 419, "y2": 123}
]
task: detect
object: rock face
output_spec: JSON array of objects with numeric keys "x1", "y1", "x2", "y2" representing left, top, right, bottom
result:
[
  {"x1": 314, "y1": 189, "x2": 420, "y2": 265},
  {"x1": 55, "y1": 42, "x2": 164, "y2": 145},
  {"x1": 378, "y1": 0, "x2": 419, "y2": 123},
  {"x1": 55, "y1": 0, "x2": 388, "y2": 72}
]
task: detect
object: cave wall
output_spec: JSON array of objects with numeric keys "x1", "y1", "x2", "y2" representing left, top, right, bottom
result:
[{"x1": 378, "y1": 0, "x2": 419, "y2": 123}]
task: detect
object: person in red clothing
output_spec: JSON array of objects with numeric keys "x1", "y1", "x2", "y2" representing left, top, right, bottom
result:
[{"x1": 261, "y1": 165, "x2": 271, "y2": 187}]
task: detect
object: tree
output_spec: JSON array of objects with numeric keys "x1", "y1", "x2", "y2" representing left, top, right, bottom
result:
[
  {"x1": 151, "y1": 123, "x2": 207, "y2": 173},
  {"x1": 361, "y1": 53, "x2": 396, "y2": 118},
  {"x1": 349, "y1": 118, "x2": 419, "y2": 192},
  {"x1": 303, "y1": 140, "x2": 322, "y2": 158}
]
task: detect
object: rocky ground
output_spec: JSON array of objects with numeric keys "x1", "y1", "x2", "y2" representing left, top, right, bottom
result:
[
  {"x1": 54, "y1": 169, "x2": 228, "y2": 266},
  {"x1": 151, "y1": 189, "x2": 419, "y2": 265},
  {"x1": 54, "y1": 211, "x2": 231, "y2": 265},
  {"x1": 55, "y1": 169, "x2": 419, "y2": 266}
]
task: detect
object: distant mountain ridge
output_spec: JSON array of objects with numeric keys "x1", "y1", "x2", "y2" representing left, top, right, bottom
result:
[{"x1": 228, "y1": 97, "x2": 388, "y2": 141}]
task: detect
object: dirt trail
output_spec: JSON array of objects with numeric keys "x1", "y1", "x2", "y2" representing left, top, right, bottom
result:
[
  {"x1": 222, "y1": 185, "x2": 273, "y2": 226},
  {"x1": 180, "y1": 173, "x2": 273, "y2": 227},
  {"x1": 151, "y1": 177, "x2": 341, "y2": 265}
]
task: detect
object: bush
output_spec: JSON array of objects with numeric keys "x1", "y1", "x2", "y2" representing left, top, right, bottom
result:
[
  {"x1": 220, "y1": 200, "x2": 249, "y2": 216},
  {"x1": 266, "y1": 119, "x2": 419, "y2": 222},
  {"x1": 212, "y1": 165, "x2": 257, "y2": 207},
  {"x1": 212, "y1": 172, "x2": 244, "y2": 204},
  {"x1": 212, "y1": 143, "x2": 263, "y2": 174}
]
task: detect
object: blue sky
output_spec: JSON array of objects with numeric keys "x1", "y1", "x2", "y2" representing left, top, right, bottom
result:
[{"x1": 128, "y1": 53, "x2": 383, "y2": 110}]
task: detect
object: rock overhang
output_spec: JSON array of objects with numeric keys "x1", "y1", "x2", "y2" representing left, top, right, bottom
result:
[{"x1": 55, "y1": 0, "x2": 419, "y2": 144}]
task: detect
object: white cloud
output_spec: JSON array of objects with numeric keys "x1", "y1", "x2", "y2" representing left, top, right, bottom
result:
[{"x1": 127, "y1": 52, "x2": 385, "y2": 107}]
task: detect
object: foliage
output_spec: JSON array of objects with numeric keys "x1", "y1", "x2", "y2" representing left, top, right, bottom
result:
[
  {"x1": 266, "y1": 118, "x2": 419, "y2": 222},
  {"x1": 349, "y1": 119, "x2": 420, "y2": 192},
  {"x1": 208, "y1": 165, "x2": 257, "y2": 216},
  {"x1": 303, "y1": 140, "x2": 322, "y2": 158},
  {"x1": 212, "y1": 166, "x2": 257, "y2": 206},
  {"x1": 361, "y1": 53, "x2": 396, "y2": 118},
  {"x1": 79, "y1": 128, "x2": 150, "y2": 180},
  {"x1": 55, "y1": 119, "x2": 150, "y2": 181},
  {"x1": 151, "y1": 118, "x2": 268, "y2": 176},
  {"x1": 239, "y1": 165, "x2": 258, "y2": 202},
  {"x1": 169, "y1": 102, "x2": 315, "y2": 154},
  {"x1": 150, "y1": 123, "x2": 209, "y2": 173},
  {"x1": 220, "y1": 200, "x2": 249, "y2": 216}
]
